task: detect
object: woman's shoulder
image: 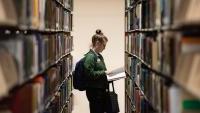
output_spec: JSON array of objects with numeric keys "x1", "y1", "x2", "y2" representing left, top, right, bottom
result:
[{"x1": 84, "y1": 50, "x2": 97, "y2": 61}]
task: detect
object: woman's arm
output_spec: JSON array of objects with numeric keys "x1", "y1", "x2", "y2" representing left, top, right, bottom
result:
[{"x1": 84, "y1": 54, "x2": 106, "y2": 80}]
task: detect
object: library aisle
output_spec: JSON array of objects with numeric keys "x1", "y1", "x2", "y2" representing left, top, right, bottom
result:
[
  {"x1": 1, "y1": 0, "x2": 200, "y2": 113},
  {"x1": 72, "y1": 0, "x2": 124, "y2": 113}
]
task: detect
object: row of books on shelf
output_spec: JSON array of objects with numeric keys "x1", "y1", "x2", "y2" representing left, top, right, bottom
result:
[
  {"x1": 0, "y1": 56, "x2": 73, "y2": 113},
  {"x1": 125, "y1": 77, "x2": 155, "y2": 113},
  {"x1": 125, "y1": 33, "x2": 154, "y2": 65},
  {"x1": 44, "y1": 77, "x2": 73, "y2": 113},
  {"x1": 125, "y1": 0, "x2": 200, "y2": 31},
  {"x1": 45, "y1": 94, "x2": 73, "y2": 113},
  {"x1": 125, "y1": 32, "x2": 200, "y2": 75},
  {"x1": 125, "y1": 92, "x2": 135, "y2": 113},
  {"x1": 125, "y1": 55, "x2": 200, "y2": 113},
  {"x1": 125, "y1": 31, "x2": 200, "y2": 113},
  {"x1": 125, "y1": 56, "x2": 156, "y2": 113},
  {"x1": 0, "y1": 0, "x2": 73, "y2": 31},
  {"x1": 56, "y1": 4, "x2": 73, "y2": 31},
  {"x1": 0, "y1": 34, "x2": 73, "y2": 99}
]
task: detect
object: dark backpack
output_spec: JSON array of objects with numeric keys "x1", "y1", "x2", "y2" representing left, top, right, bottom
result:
[
  {"x1": 72, "y1": 58, "x2": 87, "y2": 91},
  {"x1": 72, "y1": 55, "x2": 97, "y2": 91}
]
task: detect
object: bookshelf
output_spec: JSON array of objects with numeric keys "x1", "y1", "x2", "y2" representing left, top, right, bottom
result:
[
  {"x1": 125, "y1": 0, "x2": 200, "y2": 113},
  {"x1": 0, "y1": 0, "x2": 73, "y2": 113}
]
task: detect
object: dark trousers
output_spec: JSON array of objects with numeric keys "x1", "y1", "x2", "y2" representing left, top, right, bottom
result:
[{"x1": 86, "y1": 88, "x2": 114, "y2": 113}]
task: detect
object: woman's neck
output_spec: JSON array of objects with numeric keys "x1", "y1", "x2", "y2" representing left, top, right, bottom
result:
[{"x1": 92, "y1": 47, "x2": 99, "y2": 53}]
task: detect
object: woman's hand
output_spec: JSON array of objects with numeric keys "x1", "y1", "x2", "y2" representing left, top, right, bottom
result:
[{"x1": 105, "y1": 71, "x2": 113, "y2": 76}]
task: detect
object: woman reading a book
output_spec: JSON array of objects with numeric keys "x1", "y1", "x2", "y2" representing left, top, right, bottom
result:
[{"x1": 84, "y1": 29, "x2": 111, "y2": 113}]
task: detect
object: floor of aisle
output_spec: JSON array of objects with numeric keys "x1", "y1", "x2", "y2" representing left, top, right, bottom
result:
[{"x1": 72, "y1": 74, "x2": 125, "y2": 113}]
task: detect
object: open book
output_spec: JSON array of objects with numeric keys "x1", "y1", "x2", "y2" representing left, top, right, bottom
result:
[{"x1": 107, "y1": 67, "x2": 126, "y2": 81}]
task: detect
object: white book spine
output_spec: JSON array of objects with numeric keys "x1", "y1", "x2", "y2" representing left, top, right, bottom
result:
[{"x1": 169, "y1": 85, "x2": 181, "y2": 113}]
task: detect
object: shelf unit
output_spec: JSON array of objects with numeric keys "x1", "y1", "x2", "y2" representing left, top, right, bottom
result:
[
  {"x1": 125, "y1": 0, "x2": 200, "y2": 113},
  {"x1": 0, "y1": 0, "x2": 74, "y2": 113},
  {"x1": 125, "y1": 47, "x2": 200, "y2": 101}
]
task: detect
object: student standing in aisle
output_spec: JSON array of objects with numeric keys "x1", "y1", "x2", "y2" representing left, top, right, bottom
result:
[{"x1": 84, "y1": 29, "x2": 111, "y2": 113}]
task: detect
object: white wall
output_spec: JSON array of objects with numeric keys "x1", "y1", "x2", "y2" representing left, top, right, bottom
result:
[{"x1": 72, "y1": 0, "x2": 124, "y2": 113}]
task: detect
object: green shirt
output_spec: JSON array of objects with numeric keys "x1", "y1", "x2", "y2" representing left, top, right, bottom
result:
[{"x1": 84, "y1": 49, "x2": 108, "y2": 89}]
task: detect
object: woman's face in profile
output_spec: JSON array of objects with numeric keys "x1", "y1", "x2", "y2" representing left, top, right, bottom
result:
[
  {"x1": 100, "y1": 41, "x2": 107, "y2": 52},
  {"x1": 96, "y1": 41, "x2": 107, "y2": 53}
]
